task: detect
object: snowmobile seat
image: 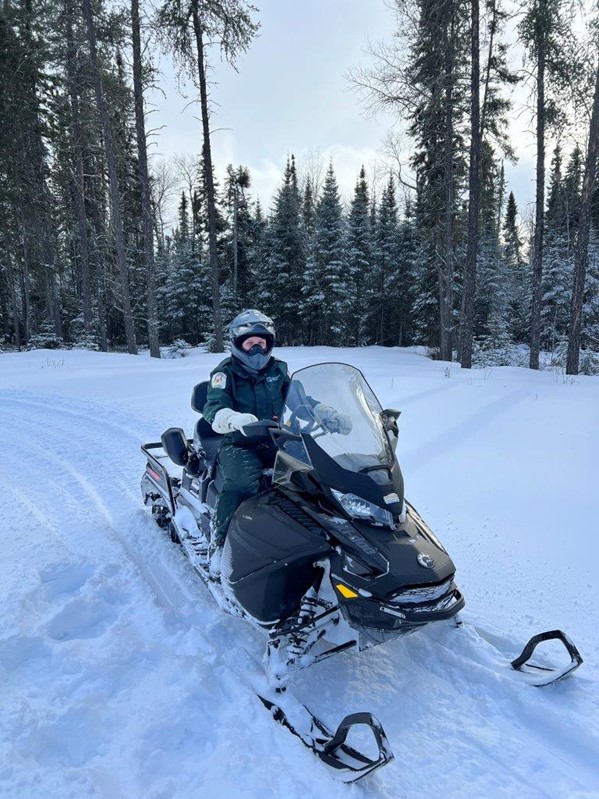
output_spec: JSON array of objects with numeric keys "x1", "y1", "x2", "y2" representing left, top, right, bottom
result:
[{"x1": 191, "y1": 381, "x2": 223, "y2": 468}]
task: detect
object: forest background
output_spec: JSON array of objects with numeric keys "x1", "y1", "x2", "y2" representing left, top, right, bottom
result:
[{"x1": 1, "y1": 0, "x2": 599, "y2": 375}]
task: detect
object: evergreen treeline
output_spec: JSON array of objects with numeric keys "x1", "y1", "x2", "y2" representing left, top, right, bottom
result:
[{"x1": 1, "y1": 0, "x2": 599, "y2": 374}]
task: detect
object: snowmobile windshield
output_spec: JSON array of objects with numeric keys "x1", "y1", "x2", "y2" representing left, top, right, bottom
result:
[{"x1": 274, "y1": 363, "x2": 393, "y2": 476}]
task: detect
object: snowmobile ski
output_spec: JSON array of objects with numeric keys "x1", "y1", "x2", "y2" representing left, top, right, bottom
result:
[
  {"x1": 511, "y1": 629, "x2": 583, "y2": 687},
  {"x1": 446, "y1": 619, "x2": 584, "y2": 688},
  {"x1": 256, "y1": 691, "x2": 393, "y2": 782}
]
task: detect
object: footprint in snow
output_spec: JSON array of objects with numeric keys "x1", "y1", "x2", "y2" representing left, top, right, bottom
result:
[
  {"x1": 0, "y1": 635, "x2": 52, "y2": 673},
  {"x1": 45, "y1": 598, "x2": 118, "y2": 642},
  {"x1": 38, "y1": 560, "x2": 94, "y2": 602},
  {"x1": 14, "y1": 705, "x2": 108, "y2": 768}
]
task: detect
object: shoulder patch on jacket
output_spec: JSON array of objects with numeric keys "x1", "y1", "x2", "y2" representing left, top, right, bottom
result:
[{"x1": 211, "y1": 372, "x2": 227, "y2": 389}]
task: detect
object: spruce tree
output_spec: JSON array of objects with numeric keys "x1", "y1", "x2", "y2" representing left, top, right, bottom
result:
[
  {"x1": 346, "y1": 166, "x2": 372, "y2": 345},
  {"x1": 301, "y1": 162, "x2": 348, "y2": 345},
  {"x1": 367, "y1": 175, "x2": 401, "y2": 345},
  {"x1": 542, "y1": 145, "x2": 572, "y2": 350},
  {"x1": 502, "y1": 192, "x2": 529, "y2": 343},
  {"x1": 519, "y1": 0, "x2": 578, "y2": 369},
  {"x1": 567, "y1": 46, "x2": 599, "y2": 374},
  {"x1": 165, "y1": 192, "x2": 210, "y2": 343},
  {"x1": 262, "y1": 156, "x2": 305, "y2": 343},
  {"x1": 224, "y1": 165, "x2": 253, "y2": 306},
  {"x1": 475, "y1": 143, "x2": 510, "y2": 347},
  {"x1": 409, "y1": 0, "x2": 470, "y2": 359},
  {"x1": 82, "y1": 0, "x2": 137, "y2": 353},
  {"x1": 131, "y1": 0, "x2": 160, "y2": 357}
]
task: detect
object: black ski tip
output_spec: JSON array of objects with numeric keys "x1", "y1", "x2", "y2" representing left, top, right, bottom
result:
[
  {"x1": 257, "y1": 694, "x2": 393, "y2": 782},
  {"x1": 511, "y1": 629, "x2": 583, "y2": 686},
  {"x1": 320, "y1": 711, "x2": 394, "y2": 781}
]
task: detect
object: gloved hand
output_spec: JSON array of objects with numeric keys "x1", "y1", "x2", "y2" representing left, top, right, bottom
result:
[
  {"x1": 212, "y1": 408, "x2": 258, "y2": 435},
  {"x1": 313, "y1": 404, "x2": 352, "y2": 435}
]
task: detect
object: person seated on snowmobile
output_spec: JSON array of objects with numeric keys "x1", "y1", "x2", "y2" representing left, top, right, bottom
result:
[{"x1": 202, "y1": 309, "x2": 351, "y2": 574}]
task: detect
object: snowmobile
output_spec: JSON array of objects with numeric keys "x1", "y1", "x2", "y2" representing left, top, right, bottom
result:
[{"x1": 141, "y1": 362, "x2": 583, "y2": 782}]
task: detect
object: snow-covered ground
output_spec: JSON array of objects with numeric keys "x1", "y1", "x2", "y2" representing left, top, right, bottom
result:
[{"x1": 1, "y1": 346, "x2": 597, "y2": 799}]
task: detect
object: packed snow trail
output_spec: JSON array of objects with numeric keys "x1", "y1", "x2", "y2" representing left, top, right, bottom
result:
[{"x1": 1, "y1": 347, "x2": 597, "y2": 798}]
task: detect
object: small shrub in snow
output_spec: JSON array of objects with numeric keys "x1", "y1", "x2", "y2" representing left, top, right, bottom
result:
[
  {"x1": 472, "y1": 337, "x2": 528, "y2": 368},
  {"x1": 546, "y1": 340, "x2": 568, "y2": 370},
  {"x1": 27, "y1": 326, "x2": 64, "y2": 351},
  {"x1": 44, "y1": 356, "x2": 65, "y2": 368},
  {"x1": 71, "y1": 336, "x2": 99, "y2": 351},
  {"x1": 162, "y1": 338, "x2": 192, "y2": 359},
  {"x1": 69, "y1": 314, "x2": 99, "y2": 350},
  {"x1": 578, "y1": 349, "x2": 599, "y2": 375},
  {"x1": 543, "y1": 341, "x2": 599, "y2": 378}
]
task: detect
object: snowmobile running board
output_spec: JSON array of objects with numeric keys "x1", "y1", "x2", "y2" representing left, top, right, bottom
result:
[
  {"x1": 511, "y1": 629, "x2": 583, "y2": 687},
  {"x1": 257, "y1": 694, "x2": 393, "y2": 782}
]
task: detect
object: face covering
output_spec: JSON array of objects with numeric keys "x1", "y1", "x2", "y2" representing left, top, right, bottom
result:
[
  {"x1": 246, "y1": 343, "x2": 266, "y2": 356},
  {"x1": 233, "y1": 339, "x2": 273, "y2": 372}
]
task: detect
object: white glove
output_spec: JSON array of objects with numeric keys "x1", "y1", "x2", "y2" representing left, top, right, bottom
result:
[
  {"x1": 313, "y1": 404, "x2": 353, "y2": 435},
  {"x1": 212, "y1": 408, "x2": 258, "y2": 435}
]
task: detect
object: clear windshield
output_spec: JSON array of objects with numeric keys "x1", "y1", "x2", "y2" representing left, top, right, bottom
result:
[{"x1": 273, "y1": 363, "x2": 393, "y2": 482}]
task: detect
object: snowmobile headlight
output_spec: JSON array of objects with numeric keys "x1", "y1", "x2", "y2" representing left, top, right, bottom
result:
[{"x1": 331, "y1": 490, "x2": 394, "y2": 528}]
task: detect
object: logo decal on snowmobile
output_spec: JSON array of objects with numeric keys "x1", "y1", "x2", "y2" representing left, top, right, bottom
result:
[
  {"x1": 211, "y1": 372, "x2": 227, "y2": 389},
  {"x1": 417, "y1": 553, "x2": 435, "y2": 569},
  {"x1": 383, "y1": 492, "x2": 400, "y2": 505}
]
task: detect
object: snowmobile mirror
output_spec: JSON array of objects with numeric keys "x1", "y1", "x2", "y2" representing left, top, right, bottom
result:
[
  {"x1": 381, "y1": 409, "x2": 401, "y2": 435},
  {"x1": 161, "y1": 427, "x2": 190, "y2": 467}
]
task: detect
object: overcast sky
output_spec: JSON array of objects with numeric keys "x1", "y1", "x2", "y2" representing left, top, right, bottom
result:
[{"x1": 148, "y1": 0, "x2": 538, "y2": 221}]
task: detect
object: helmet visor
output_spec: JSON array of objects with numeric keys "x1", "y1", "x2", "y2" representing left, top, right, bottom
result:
[{"x1": 230, "y1": 320, "x2": 275, "y2": 338}]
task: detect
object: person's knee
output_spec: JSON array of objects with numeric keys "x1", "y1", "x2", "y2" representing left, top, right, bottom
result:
[
  {"x1": 220, "y1": 451, "x2": 261, "y2": 495},
  {"x1": 221, "y1": 465, "x2": 259, "y2": 494},
  {"x1": 223, "y1": 473, "x2": 259, "y2": 496}
]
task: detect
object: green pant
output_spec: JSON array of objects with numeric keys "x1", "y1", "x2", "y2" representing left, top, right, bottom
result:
[{"x1": 212, "y1": 442, "x2": 274, "y2": 546}]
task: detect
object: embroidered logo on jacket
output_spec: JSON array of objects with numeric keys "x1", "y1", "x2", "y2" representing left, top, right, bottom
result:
[{"x1": 211, "y1": 372, "x2": 227, "y2": 389}]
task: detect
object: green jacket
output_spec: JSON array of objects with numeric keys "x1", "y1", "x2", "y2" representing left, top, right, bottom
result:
[{"x1": 203, "y1": 356, "x2": 291, "y2": 441}]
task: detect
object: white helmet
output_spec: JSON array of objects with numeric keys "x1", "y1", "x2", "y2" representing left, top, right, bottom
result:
[{"x1": 228, "y1": 309, "x2": 276, "y2": 371}]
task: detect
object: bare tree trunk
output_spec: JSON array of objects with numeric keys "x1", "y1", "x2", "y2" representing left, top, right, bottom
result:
[
  {"x1": 440, "y1": 0, "x2": 456, "y2": 361},
  {"x1": 21, "y1": 225, "x2": 31, "y2": 344},
  {"x1": 566, "y1": 56, "x2": 599, "y2": 375},
  {"x1": 191, "y1": 0, "x2": 223, "y2": 351},
  {"x1": 22, "y1": 0, "x2": 63, "y2": 341},
  {"x1": 232, "y1": 185, "x2": 238, "y2": 298},
  {"x1": 496, "y1": 161, "x2": 505, "y2": 240},
  {"x1": 40, "y1": 222, "x2": 62, "y2": 338},
  {"x1": 89, "y1": 176, "x2": 108, "y2": 351},
  {"x1": 1, "y1": 230, "x2": 21, "y2": 348},
  {"x1": 65, "y1": 0, "x2": 92, "y2": 333},
  {"x1": 529, "y1": 0, "x2": 547, "y2": 370},
  {"x1": 82, "y1": 0, "x2": 137, "y2": 354},
  {"x1": 479, "y1": 0, "x2": 496, "y2": 136},
  {"x1": 460, "y1": 0, "x2": 481, "y2": 369},
  {"x1": 131, "y1": 0, "x2": 160, "y2": 357}
]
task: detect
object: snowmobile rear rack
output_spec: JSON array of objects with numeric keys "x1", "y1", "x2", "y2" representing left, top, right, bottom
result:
[
  {"x1": 511, "y1": 629, "x2": 583, "y2": 687},
  {"x1": 141, "y1": 441, "x2": 177, "y2": 514},
  {"x1": 258, "y1": 694, "x2": 393, "y2": 782}
]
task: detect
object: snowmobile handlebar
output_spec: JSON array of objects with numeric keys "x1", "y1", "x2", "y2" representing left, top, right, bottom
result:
[{"x1": 241, "y1": 419, "x2": 281, "y2": 439}]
